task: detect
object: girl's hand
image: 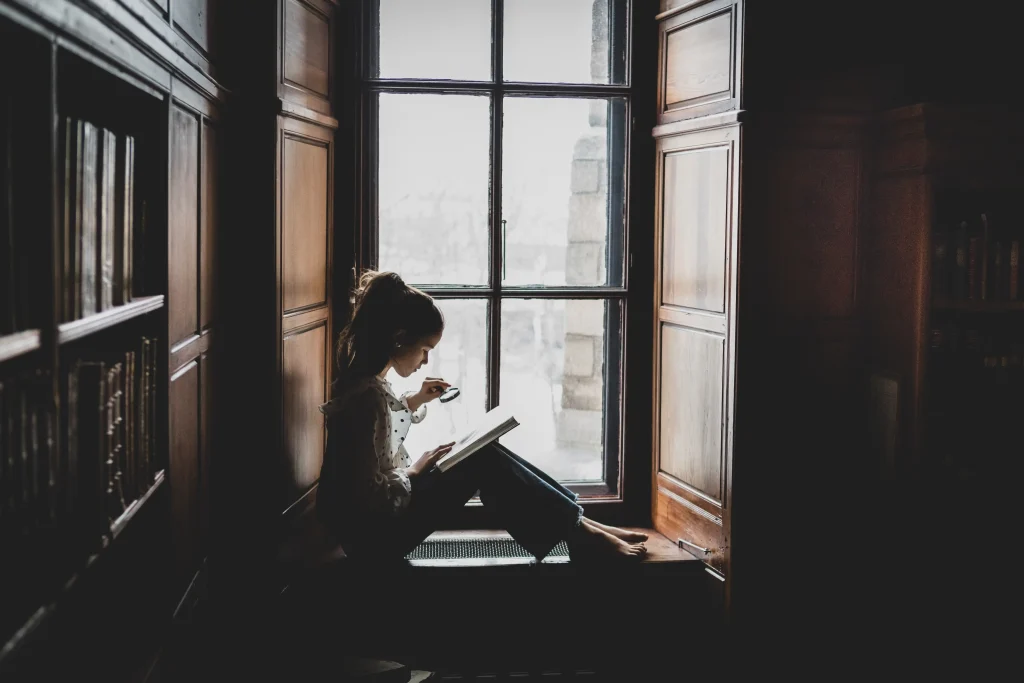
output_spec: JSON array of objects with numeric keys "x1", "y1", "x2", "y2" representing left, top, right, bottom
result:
[
  {"x1": 409, "y1": 442, "x2": 456, "y2": 477},
  {"x1": 406, "y1": 377, "x2": 450, "y2": 412}
]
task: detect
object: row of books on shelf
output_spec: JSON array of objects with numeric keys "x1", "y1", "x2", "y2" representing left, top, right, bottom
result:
[
  {"x1": 0, "y1": 336, "x2": 159, "y2": 557},
  {"x1": 61, "y1": 116, "x2": 141, "y2": 323},
  {"x1": 929, "y1": 322, "x2": 1024, "y2": 381},
  {"x1": 932, "y1": 213, "x2": 1020, "y2": 303},
  {"x1": 1, "y1": 113, "x2": 144, "y2": 337}
]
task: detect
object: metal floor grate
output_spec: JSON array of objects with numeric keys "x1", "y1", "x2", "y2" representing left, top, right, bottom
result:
[{"x1": 405, "y1": 537, "x2": 570, "y2": 561}]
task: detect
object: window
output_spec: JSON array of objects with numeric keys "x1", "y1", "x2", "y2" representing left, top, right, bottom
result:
[{"x1": 363, "y1": 0, "x2": 632, "y2": 496}]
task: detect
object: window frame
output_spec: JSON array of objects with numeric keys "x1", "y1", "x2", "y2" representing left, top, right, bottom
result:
[{"x1": 355, "y1": 0, "x2": 646, "y2": 507}]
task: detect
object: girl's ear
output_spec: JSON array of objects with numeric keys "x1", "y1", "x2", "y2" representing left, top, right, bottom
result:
[{"x1": 392, "y1": 329, "x2": 408, "y2": 349}]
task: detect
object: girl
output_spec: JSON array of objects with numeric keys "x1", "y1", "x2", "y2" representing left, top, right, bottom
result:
[{"x1": 317, "y1": 270, "x2": 647, "y2": 562}]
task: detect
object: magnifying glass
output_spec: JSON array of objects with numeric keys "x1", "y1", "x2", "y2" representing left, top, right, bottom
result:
[{"x1": 438, "y1": 386, "x2": 461, "y2": 403}]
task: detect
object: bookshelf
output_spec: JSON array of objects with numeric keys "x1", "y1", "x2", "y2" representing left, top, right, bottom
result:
[
  {"x1": 863, "y1": 103, "x2": 1024, "y2": 485},
  {"x1": 0, "y1": 8, "x2": 169, "y2": 673}
]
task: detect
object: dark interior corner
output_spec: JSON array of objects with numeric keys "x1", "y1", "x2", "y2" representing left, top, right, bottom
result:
[{"x1": 0, "y1": 0, "x2": 1020, "y2": 680}]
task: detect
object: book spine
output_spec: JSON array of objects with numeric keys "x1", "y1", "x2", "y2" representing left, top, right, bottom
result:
[
  {"x1": 124, "y1": 350, "x2": 135, "y2": 501},
  {"x1": 968, "y1": 235, "x2": 979, "y2": 300},
  {"x1": 1, "y1": 93, "x2": 14, "y2": 334},
  {"x1": 124, "y1": 136, "x2": 134, "y2": 303},
  {"x1": 0, "y1": 381, "x2": 6, "y2": 523},
  {"x1": 74, "y1": 361, "x2": 109, "y2": 550},
  {"x1": 932, "y1": 230, "x2": 949, "y2": 300},
  {"x1": 80, "y1": 122, "x2": 98, "y2": 318},
  {"x1": 1, "y1": 379, "x2": 12, "y2": 520},
  {"x1": 1011, "y1": 240, "x2": 1020, "y2": 301},
  {"x1": 993, "y1": 241, "x2": 1004, "y2": 302},
  {"x1": 953, "y1": 222, "x2": 968, "y2": 300},
  {"x1": 99, "y1": 129, "x2": 116, "y2": 311},
  {"x1": 979, "y1": 213, "x2": 990, "y2": 301}
]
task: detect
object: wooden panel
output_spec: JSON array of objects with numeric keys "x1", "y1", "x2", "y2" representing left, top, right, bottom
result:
[
  {"x1": 665, "y1": 13, "x2": 730, "y2": 106},
  {"x1": 284, "y1": 0, "x2": 330, "y2": 97},
  {"x1": 200, "y1": 122, "x2": 217, "y2": 330},
  {"x1": 170, "y1": 105, "x2": 199, "y2": 346},
  {"x1": 658, "y1": 324, "x2": 725, "y2": 501},
  {"x1": 282, "y1": 134, "x2": 329, "y2": 312},
  {"x1": 659, "y1": 305, "x2": 726, "y2": 335},
  {"x1": 654, "y1": 484, "x2": 726, "y2": 573},
  {"x1": 282, "y1": 305, "x2": 328, "y2": 335},
  {"x1": 173, "y1": 0, "x2": 213, "y2": 54},
  {"x1": 199, "y1": 353, "x2": 211, "y2": 558},
  {"x1": 169, "y1": 329, "x2": 212, "y2": 375},
  {"x1": 282, "y1": 324, "x2": 327, "y2": 503},
  {"x1": 661, "y1": 145, "x2": 730, "y2": 312},
  {"x1": 770, "y1": 148, "x2": 860, "y2": 318},
  {"x1": 658, "y1": 0, "x2": 739, "y2": 123},
  {"x1": 660, "y1": 0, "x2": 713, "y2": 14},
  {"x1": 169, "y1": 361, "x2": 201, "y2": 584}
]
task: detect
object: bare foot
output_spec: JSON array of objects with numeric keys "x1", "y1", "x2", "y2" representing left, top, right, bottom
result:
[
  {"x1": 583, "y1": 518, "x2": 649, "y2": 543},
  {"x1": 569, "y1": 522, "x2": 647, "y2": 561}
]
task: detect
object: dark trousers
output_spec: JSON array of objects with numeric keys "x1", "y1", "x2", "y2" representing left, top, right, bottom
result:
[{"x1": 361, "y1": 443, "x2": 584, "y2": 561}]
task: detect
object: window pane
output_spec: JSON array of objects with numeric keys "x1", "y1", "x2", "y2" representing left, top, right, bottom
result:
[
  {"x1": 385, "y1": 299, "x2": 489, "y2": 462},
  {"x1": 499, "y1": 299, "x2": 612, "y2": 483},
  {"x1": 375, "y1": 0, "x2": 491, "y2": 81},
  {"x1": 503, "y1": 0, "x2": 625, "y2": 85},
  {"x1": 502, "y1": 97, "x2": 625, "y2": 287},
  {"x1": 378, "y1": 94, "x2": 491, "y2": 286}
]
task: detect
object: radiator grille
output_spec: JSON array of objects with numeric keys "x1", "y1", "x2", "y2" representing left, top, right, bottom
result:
[{"x1": 405, "y1": 537, "x2": 570, "y2": 561}]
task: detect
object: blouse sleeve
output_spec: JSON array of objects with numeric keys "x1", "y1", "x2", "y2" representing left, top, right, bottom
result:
[
  {"x1": 338, "y1": 388, "x2": 412, "y2": 516},
  {"x1": 399, "y1": 392, "x2": 428, "y2": 424}
]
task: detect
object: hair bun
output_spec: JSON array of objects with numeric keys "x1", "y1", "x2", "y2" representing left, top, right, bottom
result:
[{"x1": 352, "y1": 270, "x2": 406, "y2": 307}]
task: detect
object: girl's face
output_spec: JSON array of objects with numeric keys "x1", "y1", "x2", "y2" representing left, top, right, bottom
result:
[{"x1": 391, "y1": 331, "x2": 442, "y2": 378}]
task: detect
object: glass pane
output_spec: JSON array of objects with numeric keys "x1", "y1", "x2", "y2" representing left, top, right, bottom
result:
[
  {"x1": 378, "y1": 94, "x2": 491, "y2": 286},
  {"x1": 503, "y1": 0, "x2": 625, "y2": 85},
  {"x1": 502, "y1": 97, "x2": 625, "y2": 287},
  {"x1": 375, "y1": 0, "x2": 491, "y2": 81},
  {"x1": 385, "y1": 299, "x2": 489, "y2": 462},
  {"x1": 499, "y1": 299, "x2": 612, "y2": 482}
]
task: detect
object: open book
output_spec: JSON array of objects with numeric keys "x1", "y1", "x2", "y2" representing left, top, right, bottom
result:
[{"x1": 435, "y1": 405, "x2": 520, "y2": 472}]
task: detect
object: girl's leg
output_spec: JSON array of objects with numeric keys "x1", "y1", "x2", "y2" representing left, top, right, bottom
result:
[
  {"x1": 582, "y1": 519, "x2": 649, "y2": 543},
  {"x1": 496, "y1": 445, "x2": 647, "y2": 543},
  {"x1": 470, "y1": 445, "x2": 646, "y2": 561}
]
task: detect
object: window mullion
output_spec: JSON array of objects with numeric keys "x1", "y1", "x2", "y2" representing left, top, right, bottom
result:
[{"x1": 487, "y1": 0, "x2": 504, "y2": 411}]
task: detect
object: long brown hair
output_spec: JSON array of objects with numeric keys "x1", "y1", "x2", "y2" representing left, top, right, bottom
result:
[{"x1": 335, "y1": 270, "x2": 444, "y2": 381}]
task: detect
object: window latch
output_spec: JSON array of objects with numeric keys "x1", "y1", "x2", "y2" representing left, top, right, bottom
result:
[{"x1": 677, "y1": 537, "x2": 711, "y2": 556}]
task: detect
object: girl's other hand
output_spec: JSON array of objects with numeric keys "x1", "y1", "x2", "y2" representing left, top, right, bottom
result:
[{"x1": 409, "y1": 442, "x2": 456, "y2": 477}]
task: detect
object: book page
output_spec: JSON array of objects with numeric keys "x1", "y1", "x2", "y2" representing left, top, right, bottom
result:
[{"x1": 436, "y1": 405, "x2": 518, "y2": 471}]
